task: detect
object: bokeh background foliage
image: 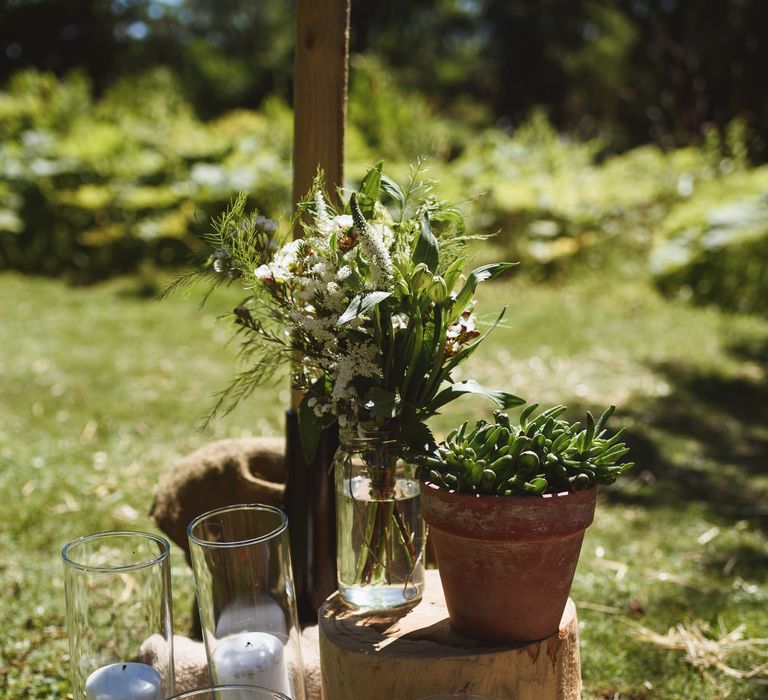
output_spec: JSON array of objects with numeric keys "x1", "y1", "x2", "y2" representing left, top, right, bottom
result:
[
  {"x1": 2, "y1": 1, "x2": 768, "y2": 699},
  {"x1": 2, "y1": 63, "x2": 767, "y2": 311}
]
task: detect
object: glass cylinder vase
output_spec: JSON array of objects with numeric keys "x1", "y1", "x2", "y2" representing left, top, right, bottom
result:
[
  {"x1": 187, "y1": 504, "x2": 305, "y2": 700},
  {"x1": 61, "y1": 530, "x2": 174, "y2": 700},
  {"x1": 334, "y1": 429, "x2": 426, "y2": 610}
]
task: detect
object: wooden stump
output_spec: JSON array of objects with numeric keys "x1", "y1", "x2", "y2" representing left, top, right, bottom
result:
[{"x1": 319, "y1": 570, "x2": 581, "y2": 700}]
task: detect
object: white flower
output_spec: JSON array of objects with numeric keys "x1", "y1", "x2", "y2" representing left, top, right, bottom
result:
[
  {"x1": 371, "y1": 222, "x2": 395, "y2": 249},
  {"x1": 313, "y1": 194, "x2": 354, "y2": 237},
  {"x1": 257, "y1": 239, "x2": 303, "y2": 283},
  {"x1": 313, "y1": 401, "x2": 331, "y2": 418},
  {"x1": 358, "y1": 222, "x2": 394, "y2": 289},
  {"x1": 254, "y1": 264, "x2": 273, "y2": 280},
  {"x1": 273, "y1": 239, "x2": 302, "y2": 270},
  {"x1": 446, "y1": 312, "x2": 477, "y2": 339},
  {"x1": 330, "y1": 215, "x2": 353, "y2": 234},
  {"x1": 391, "y1": 313, "x2": 408, "y2": 330},
  {"x1": 314, "y1": 190, "x2": 330, "y2": 231},
  {"x1": 444, "y1": 312, "x2": 481, "y2": 358}
]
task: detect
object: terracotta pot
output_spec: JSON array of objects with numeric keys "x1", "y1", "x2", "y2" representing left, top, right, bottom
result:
[{"x1": 421, "y1": 482, "x2": 597, "y2": 643}]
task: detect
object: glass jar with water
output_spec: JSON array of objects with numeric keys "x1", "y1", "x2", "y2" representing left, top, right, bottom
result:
[{"x1": 334, "y1": 429, "x2": 425, "y2": 610}]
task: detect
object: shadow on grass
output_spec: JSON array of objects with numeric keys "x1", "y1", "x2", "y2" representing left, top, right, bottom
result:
[
  {"x1": 697, "y1": 542, "x2": 768, "y2": 582},
  {"x1": 602, "y1": 354, "x2": 768, "y2": 530},
  {"x1": 727, "y1": 332, "x2": 768, "y2": 365}
]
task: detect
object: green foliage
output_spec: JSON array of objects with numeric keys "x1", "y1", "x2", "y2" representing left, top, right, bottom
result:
[
  {"x1": 650, "y1": 132, "x2": 768, "y2": 314},
  {"x1": 348, "y1": 56, "x2": 466, "y2": 163},
  {"x1": 2, "y1": 69, "x2": 767, "y2": 312},
  {"x1": 5, "y1": 0, "x2": 768, "y2": 151},
  {"x1": 445, "y1": 114, "x2": 710, "y2": 270},
  {"x1": 421, "y1": 404, "x2": 633, "y2": 496},
  {"x1": 0, "y1": 69, "x2": 292, "y2": 280}
]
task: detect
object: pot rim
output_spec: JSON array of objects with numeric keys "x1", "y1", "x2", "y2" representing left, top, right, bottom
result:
[
  {"x1": 420, "y1": 479, "x2": 598, "y2": 500},
  {"x1": 420, "y1": 480, "x2": 598, "y2": 540}
]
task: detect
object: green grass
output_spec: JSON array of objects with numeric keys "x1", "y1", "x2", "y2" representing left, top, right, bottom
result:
[{"x1": 1, "y1": 268, "x2": 768, "y2": 698}]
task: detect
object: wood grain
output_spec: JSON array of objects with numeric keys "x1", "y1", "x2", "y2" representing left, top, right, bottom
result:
[
  {"x1": 292, "y1": 0, "x2": 350, "y2": 209},
  {"x1": 319, "y1": 570, "x2": 581, "y2": 699},
  {"x1": 291, "y1": 0, "x2": 350, "y2": 411}
]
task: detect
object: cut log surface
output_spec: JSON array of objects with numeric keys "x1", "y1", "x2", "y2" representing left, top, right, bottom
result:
[{"x1": 319, "y1": 570, "x2": 581, "y2": 700}]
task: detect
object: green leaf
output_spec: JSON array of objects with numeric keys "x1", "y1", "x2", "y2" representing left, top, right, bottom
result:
[
  {"x1": 397, "y1": 421, "x2": 436, "y2": 456},
  {"x1": 337, "y1": 291, "x2": 392, "y2": 326},
  {"x1": 524, "y1": 478, "x2": 548, "y2": 494},
  {"x1": 520, "y1": 403, "x2": 539, "y2": 427},
  {"x1": 594, "y1": 404, "x2": 616, "y2": 435},
  {"x1": 450, "y1": 262, "x2": 518, "y2": 322},
  {"x1": 413, "y1": 213, "x2": 440, "y2": 272},
  {"x1": 443, "y1": 256, "x2": 466, "y2": 293},
  {"x1": 358, "y1": 161, "x2": 383, "y2": 216},
  {"x1": 429, "y1": 379, "x2": 525, "y2": 412},
  {"x1": 400, "y1": 311, "x2": 424, "y2": 400},
  {"x1": 584, "y1": 411, "x2": 595, "y2": 448},
  {"x1": 380, "y1": 174, "x2": 405, "y2": 209},
  {"x1": 363, "y1": 387, "x2": 401, "y2": 419}
]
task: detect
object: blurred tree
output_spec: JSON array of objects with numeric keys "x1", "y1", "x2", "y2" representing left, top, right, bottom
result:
[
  {"x1": 0, "y1": 0, "x2": 294, "y2": 115},
  {"x1": 136, "y1": 0, "x2": 294, "y2": 116},
  {"x1": 618, "y1": 0, "x2": 768, "y2": 149},
  {"x1": 1, "y1": 0, "x2": 766, "y2": 151},
  {"x1": 0, "y1": 0, "x2": 146, "y2": 89}
]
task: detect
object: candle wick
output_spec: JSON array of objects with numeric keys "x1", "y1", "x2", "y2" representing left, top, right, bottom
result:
[
  {"x1": 245, "y1": 642, "x2": 253, "y2": 647},
  {"x1": 122, "y1": 664, "x2": 127, "y2": 671}
]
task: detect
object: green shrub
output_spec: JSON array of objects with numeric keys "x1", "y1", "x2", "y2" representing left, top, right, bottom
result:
[
  {"x1": 0, "y1": 69, "x2": 292, "y2": 280},
  {"x1": 651, "y1": 167, "x2": 768, "y2": 313},
  {"x1": 1, "y1": 67, "x2": 765, "y2": 314},
  {"x1": 347, "y1": 55, "x2": 469, "y2": 168},
  {"x1": 444, "y1": 113, "x2": 721, "y2": 272}
]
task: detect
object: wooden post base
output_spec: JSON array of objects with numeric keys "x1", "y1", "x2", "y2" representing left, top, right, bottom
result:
[{"x1": 319, "y1": 570, "x2": 581, "y2": 699}]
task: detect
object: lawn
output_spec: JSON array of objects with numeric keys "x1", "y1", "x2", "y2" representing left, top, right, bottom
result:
[{"x1": 1, "y1": 264, "x2": 767, "y2": 699}]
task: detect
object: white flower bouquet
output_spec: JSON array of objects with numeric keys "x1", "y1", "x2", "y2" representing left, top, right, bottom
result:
[{"x1": 172, "y1": 162, "x2": 523, "y2": 461}]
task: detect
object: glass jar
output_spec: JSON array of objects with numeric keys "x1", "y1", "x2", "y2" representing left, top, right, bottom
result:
[{"x1": 334, "y1": 429, "x2": 425, "y2": 610}]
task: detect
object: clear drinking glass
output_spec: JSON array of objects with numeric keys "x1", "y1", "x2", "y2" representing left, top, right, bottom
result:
[
  {"x1": 188, "y1": 504, "x2": 305, "y2": 700},
  {"x1": 168, "y1": 685, "x2": 291, "y2": 699},
  {"x1": 62, "y1": 530, "x2": 174, "y2": 699}
]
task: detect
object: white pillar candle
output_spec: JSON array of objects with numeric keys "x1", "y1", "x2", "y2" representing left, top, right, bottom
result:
[
  {"x1": 211, "y1": 632, "x2": 292, "y2": 696},
  {"x1": 85, "y1": 662, "x2": 163, "y2": 700},
  {"x1": 215, "y1": 597, "x2": 288, "y2": 638}
]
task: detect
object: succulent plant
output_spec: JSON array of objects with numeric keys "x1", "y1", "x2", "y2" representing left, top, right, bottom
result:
[{"x1": 420, "y1": 404, "x2": 634, "y2": 496}]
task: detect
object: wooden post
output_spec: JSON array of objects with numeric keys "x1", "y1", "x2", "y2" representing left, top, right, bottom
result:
[
  {"x1": 292, "y1": 0, "x2": 350, "y2": 214},
  {"x1": 285, "y1": 0, "x2": 351, "y2": 623}
]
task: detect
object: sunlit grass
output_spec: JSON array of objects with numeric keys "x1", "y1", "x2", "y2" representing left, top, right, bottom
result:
[{"x1": 1, "y1": 269, "x2": 767, "y2": 698}]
